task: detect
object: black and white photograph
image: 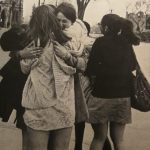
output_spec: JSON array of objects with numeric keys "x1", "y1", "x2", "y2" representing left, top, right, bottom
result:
[{"x1": 0, "y1": 0, "x2": 150, "y2": 150}]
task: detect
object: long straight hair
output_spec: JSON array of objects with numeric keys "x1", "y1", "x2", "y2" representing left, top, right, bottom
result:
[{"x1": 28, "y1": 5, "x2": 70, "y2": 47}]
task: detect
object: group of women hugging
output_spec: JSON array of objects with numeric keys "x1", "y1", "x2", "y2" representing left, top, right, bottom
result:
[{"x1": 0, "y1": 2, "x2": 140, "y2": 150}]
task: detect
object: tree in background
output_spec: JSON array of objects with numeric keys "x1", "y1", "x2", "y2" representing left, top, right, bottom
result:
[
  {"x1": 126, "y1": 0, "x2": 150, "y2": 33},
  {"x1": 77, "y1": 0, "x2": 91, "y2": 20},
  {"x1": 37, "y1": 0, "x2": 93, "y2": 20},
  {"x1": 38, "y1": 0, "x2": 40, "y2": 6},
  {"x1": 10, "y1": 0, "x2": 23, "y2": 26},
  {"x1": 0, "y1": 0, "x2": 23, "y2": 27}
]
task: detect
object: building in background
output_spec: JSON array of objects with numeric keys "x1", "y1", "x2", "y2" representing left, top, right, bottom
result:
[
  {"x1": 126, "y1": 0, "x2": 150, "y2": 32},
  {"x1": 127, "y1": 11, "x2": 150, "y2": 33},
  {"x1": 0, "y1": 0, "x2": 23, "y2": 28}
]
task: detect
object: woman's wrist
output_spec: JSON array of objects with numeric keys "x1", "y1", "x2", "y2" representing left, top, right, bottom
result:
[
  {"x1": 18, "y1": 50, "x2": 26, "y2": 59},
  {"x1": 9, "y1": 51, "x2": 21, "y2": 60},
  {"x1": 64, "y1": 53, "x2": 78, "y2": 68},
  {"x1": 16, "y1": 51, "x2": 22, "y2": 59},
  {"x1": 63, "y1": 52, "x2": 72, "y2": 61}
]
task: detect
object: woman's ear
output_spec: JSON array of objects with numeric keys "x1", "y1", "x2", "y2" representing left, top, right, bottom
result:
[
  {"x1": 117, "y1": 29, "x2": 122, "y2": 35},
  {"x1": 104, "y1": 25, "x2": 109, "y2": 32}
]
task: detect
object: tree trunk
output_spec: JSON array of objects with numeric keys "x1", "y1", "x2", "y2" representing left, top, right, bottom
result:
[
  {"x1": 18, "y1": 0, "x2": 23, "y2": 24},
  {"x1": 77, "y1": 0, "x2": 91, "y2": 20},
  {"x1": 78, "y1": 7, "x2": 86, "y2": 20}
]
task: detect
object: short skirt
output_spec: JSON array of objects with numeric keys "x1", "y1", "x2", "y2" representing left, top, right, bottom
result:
[
  {"x1": 23, "y1": 100, "x2": 75, "y2": 131},
  {"x1": 87, "y1": 95, "x2": 131, "y2": 124}
]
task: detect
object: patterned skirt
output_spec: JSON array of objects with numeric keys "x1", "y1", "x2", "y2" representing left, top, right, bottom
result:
[{"x1": 23, "y1": 100, "x2": 75, "y2": 131}]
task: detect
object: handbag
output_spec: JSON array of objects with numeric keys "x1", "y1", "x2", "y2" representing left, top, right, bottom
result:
[
  {"x1": 131, "y1": 54, "x2": 150, "y2": 112},
  {"x1": 0, "y1": 109, "x2": 22, "y2": 150}
]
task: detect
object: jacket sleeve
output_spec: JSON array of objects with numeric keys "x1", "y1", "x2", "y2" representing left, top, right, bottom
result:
[
  {"x1": 130, "y1": 46, "x2": 137, "y2": 71},
  {"x1": 85, "y1": 38, "x2": 100, "y2": 77},
  {"x1": 9, "y1": 51, "x2": 21, "y2": 60},
  {"x1": 63, "y1": 46, "x2": 91, "y2": 73},
  {"x1": 63, "y1": 38, "x2": 101, "y2": 73}
]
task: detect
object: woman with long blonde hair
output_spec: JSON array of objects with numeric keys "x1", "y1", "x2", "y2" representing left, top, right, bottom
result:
[{"x1": 20, "y1": 5, "x2": 76, "y2": 150}]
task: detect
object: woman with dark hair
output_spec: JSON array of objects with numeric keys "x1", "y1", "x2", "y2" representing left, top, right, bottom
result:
[
  {"x1": 55, "y1": 2, "x2": 89, "y2": 124},
  {"x1": 85, "y1": 14, "x2": 138, "y2": 150},
  {"x1": 0, "y1": 24, "x2": 41, "y2": 129},
  {"x1": 55, "y1": 2, "x2": 87, "y2": 58},
  {"x1": 0, "y1": 23, "x2": 44, "y2": 150},
  {"x1": 53, "y1": 2, "x2": 112, "y2": 150},
  {"x1": 55, "y1": 2, "x2": 76, "y2": 29}
]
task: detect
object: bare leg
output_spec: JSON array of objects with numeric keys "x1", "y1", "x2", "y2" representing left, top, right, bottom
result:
[
  {"x1": 74, "y1": 122, "x2": 85, "y2": 150},
  {"x1": 74, "y1": 122, "x2": 112, "y2": 150},
  {"x1": 48, "y1": 132, "x2": 53, "y2": 149},
  {"x1": 22, "y1": 130, "x2": 28, "y2": 150},
  {"x1": 26, "y1": 127, "x2": 49, "y2": 150},
  {"x1": 110, "y1": 122, "x2": 126, "y2": 150},
  {"x1": 52, "y1": 127, "x2": 72, "y2": 150},
  {"x1": 90, "y1": 123, "x2": 108, "y2": 150}
]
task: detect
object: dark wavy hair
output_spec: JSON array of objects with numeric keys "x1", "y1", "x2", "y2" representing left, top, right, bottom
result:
[
  {"x1": 55, "y1": 2, "x2": 76, "y2": 24},
  {"x1": 29, "y1": 5, "x2": 70, "y2": 47}
]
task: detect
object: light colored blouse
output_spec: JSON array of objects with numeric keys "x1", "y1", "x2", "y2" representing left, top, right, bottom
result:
[{"x1": 21, "y1": 42, "x2": 76, "y2": 109}]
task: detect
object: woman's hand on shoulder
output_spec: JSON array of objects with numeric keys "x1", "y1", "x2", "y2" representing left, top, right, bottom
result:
[
  {"x1": 53, "y1": 41, "x2": 70, "y2": 60},
  {"x1": 19, "y1": 42, "x2": 43, "y2": 59}
]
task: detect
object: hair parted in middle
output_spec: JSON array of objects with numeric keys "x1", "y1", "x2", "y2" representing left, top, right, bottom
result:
[{"x1": 29, "y1": 5, "x2": 71, "y2": 47}]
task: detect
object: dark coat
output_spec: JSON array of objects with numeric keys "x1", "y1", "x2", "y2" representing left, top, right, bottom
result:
[
  {"x1": 0, "y1": 58, "x2": 27, "y2": 129},
  {"x1": 86, "y1": 35, "x2": 136, "y2": 98},
  {"x1": 0, "y1": 25, "x2": 31, "y2": 129}
]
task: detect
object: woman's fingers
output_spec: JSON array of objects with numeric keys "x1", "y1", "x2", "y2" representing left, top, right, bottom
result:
[
  {"x1": 19, "y1": 46, "x2": 43, "y2": 59},
  {"x1": 31, "y1": 49, "x2": 42, "y2": 54},
  {"x1": 26, "y1": 41, "x2": 35, "y2": 48},
  {"x1": 54, "y1": 46, "x2": 63, "y2": 54},
  {"x1": 53, "y1": 40, "x2": 60, "y2": 46},
  {"x1": 31, "y1": 48, "x2": 43, "y2": 57},
  {"x1": 54, "y1": 44, "x2": 65, "y2": 52},
  {"x1": 53, "y1": 45, "x2": 59, "y2": 51}
]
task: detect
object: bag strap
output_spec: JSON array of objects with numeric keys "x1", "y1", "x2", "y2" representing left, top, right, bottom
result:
[{"x1": 132, "y1": 48, "x2": 141, "y2": 71}]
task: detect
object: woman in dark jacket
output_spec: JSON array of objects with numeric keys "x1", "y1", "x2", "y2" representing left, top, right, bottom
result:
[
  {"x1": 86, "y1": 14, "x2": 139, "y2": 150},
  {"x1": 0, "y1": 24, "x2": 42, "y2": 129},
  {"x1": 0, "y1": 57, "x2": 27, "y2": 129},
  {"x1": 53, "y1": 3, "x2": 112, "y2": 150}
]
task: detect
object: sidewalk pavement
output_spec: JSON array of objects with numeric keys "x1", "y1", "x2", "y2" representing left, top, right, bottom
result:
[
  {"x1": 69, "y1": 109, "x2": 150, "y2": 150},
  {"x1": 0, "y1": 28, "x2": 150, "y2": 150},
  {"x1": 69, "y1": 43, "x2": 150, "y2": 150}
]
